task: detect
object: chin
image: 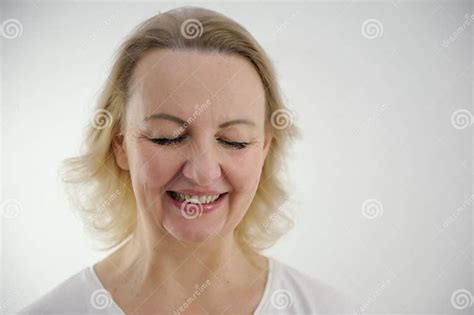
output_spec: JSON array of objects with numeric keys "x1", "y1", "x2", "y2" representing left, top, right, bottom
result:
[{"x1": 163, "y1": 218, "x2": 226, "y2": 244}]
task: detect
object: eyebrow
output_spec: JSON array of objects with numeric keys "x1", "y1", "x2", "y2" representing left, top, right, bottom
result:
[{"x1": 143, "y1": 113, "x2": 256, "y2": 128}]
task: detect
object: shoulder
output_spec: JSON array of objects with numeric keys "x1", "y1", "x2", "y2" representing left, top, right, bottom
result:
[
  {"x1": 258, "y1": 257, "x2": 359, "y2": 314},
  {"x1": 17, "y1": 266, "x2": 103, "y2": 314}
]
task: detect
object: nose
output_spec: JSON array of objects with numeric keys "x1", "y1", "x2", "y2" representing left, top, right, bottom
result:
[{"x1": 182, "y1": 143, "x2": 222, "y2": 186}]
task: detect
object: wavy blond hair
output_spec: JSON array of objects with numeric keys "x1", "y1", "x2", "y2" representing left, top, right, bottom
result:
[{"x1": 59, "y1": 6, "x2": 301, "y2": 254}]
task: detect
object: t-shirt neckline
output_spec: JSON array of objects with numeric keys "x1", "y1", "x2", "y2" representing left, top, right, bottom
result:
[
  {"x1": 88, "y1": 256, "x2": 274, "y2": 314},
  {"x1": 253, "y1": 255, "x2": 273, "y2": 313},
  {"x1": 88, "y1": 264, "x2": 125, "y2": 314}
]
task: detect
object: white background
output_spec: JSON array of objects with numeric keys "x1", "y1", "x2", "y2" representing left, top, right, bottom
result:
[{"x1": 1, "y1": 0, "x2": 472, "y2": 313}]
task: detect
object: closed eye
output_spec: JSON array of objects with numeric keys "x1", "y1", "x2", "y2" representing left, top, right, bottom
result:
[
  {"x1": 150, "y1": 136, "x2": 249, "y2": 150},
  {"x1": 221, "y1": 140, "x2": 249, "y2": 150},
  {"x1": 150, "y1": 136, "x2": 185, "y2": 145}
]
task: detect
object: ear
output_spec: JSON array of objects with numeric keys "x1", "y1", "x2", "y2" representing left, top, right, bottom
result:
[{"x1": 112, "y1": 134, "x2": 130, "y2": 171}]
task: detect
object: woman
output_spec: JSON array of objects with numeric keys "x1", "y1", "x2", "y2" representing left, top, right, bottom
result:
[{"x1": 19, "y1": 6, "x2": 357, "y2": 315}]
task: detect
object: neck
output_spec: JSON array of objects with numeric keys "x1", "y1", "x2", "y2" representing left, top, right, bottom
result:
[{"x1": 112, "y1": 212, "x2": 260, "y2": 294}]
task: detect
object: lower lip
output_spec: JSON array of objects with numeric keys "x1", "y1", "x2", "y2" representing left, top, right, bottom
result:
[{"x1": 166, "y1": 192, "x2": 228, "y2": 217}]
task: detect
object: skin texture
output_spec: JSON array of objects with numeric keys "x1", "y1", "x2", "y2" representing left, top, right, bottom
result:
[{"x1": 94, "y1": 49, "x2": 273, "y2": 314}]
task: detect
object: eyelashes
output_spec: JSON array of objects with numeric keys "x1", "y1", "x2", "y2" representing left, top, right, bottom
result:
[
  {"x1": 150, "y1": 136, "x2": 186, "y2": 146},
  {"x1": 150, "y1": 136, "x2": 249, "y2": 150}
]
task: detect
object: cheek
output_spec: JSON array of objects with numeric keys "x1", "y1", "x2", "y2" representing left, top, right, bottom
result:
[
  {"x1": 128, "y1": 142, "x2": 181, "y2": 191},
  {"x1": 224, "y1": 149, "x2": 265, "y2": 194}
]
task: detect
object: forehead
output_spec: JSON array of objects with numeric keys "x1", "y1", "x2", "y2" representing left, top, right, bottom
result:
[{"x1": 129, "y1": 48, "x2": 266, "y2": 121}]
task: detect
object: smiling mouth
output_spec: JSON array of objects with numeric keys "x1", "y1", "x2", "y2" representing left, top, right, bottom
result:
[{"x1": 166, "y1": 190, "x2": 228, "y2": 205}]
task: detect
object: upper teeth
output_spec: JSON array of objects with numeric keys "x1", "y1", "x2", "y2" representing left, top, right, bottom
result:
[{"x1": 174, "y1": 193, "x2": 221, "y2": 204}]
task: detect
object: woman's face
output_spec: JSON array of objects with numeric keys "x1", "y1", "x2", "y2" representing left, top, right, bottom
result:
[{"x1": 113, "y1": 49, "x2": 272, "y2": 244}]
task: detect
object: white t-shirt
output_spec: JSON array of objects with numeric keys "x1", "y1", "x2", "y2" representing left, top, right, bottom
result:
[{"x1": 18, "y1": 256, "x2": 358, "y2": 314}]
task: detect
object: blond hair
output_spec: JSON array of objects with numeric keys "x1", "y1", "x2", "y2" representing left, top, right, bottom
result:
[{"x1": 59, "y1": 6, "x2": 301, "y2": 254}]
